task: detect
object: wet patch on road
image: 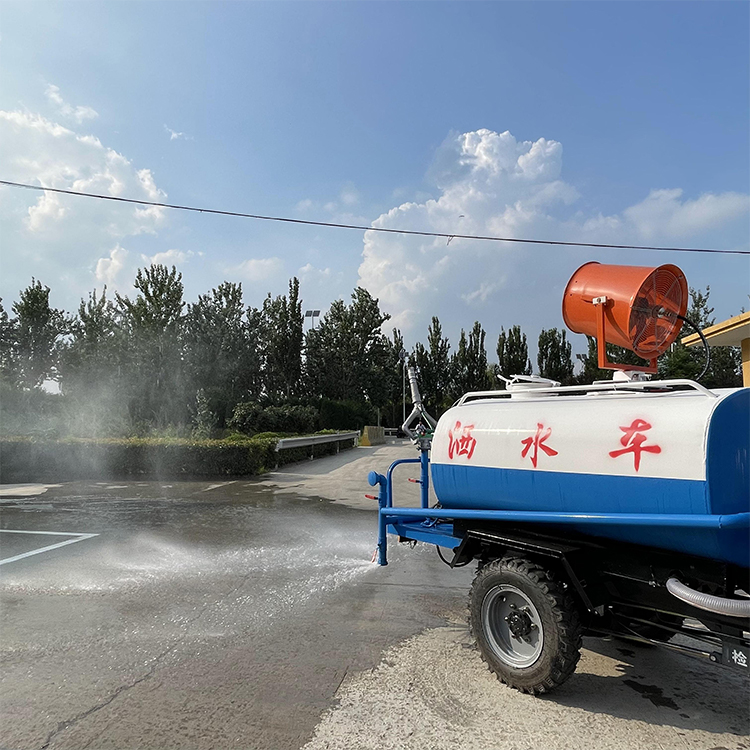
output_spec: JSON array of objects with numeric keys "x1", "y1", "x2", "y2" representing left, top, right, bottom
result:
[{"x1": 622, "y1": 679, "x2": 680, "y2": 710}]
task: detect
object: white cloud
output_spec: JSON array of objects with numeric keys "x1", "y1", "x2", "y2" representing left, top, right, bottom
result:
[
  {"x1": 232, "y1": 257, "x2": 284, "y2": 282},
  {"x1": 140, "y1": 248, "x2": 193, "y2": 266},
  {"x1": 462, "y1": 281, "x2": 500, "y2": 305},
  {"x1": 95, "y1": 245, "x2": 128, "y2": 287},
  {"x1": 299, "y1": 262, "x2": 332, "y2": 279},
  {"x1": 0, "y1": 103, "x2": 168, "y2": 304},
  {"x1": 358, "y1": 128, "x2": 749, "y2": 341},
  {"x1": 45, "y1": 84, "x2": 98, "y2": 123},
  {"x1": 296, "y1": 199, "x2": 314, "y2": 212},
  {"x1": 164, "y1": 124, "x2": 191, "y2": 141},
  {"x1": 0, "y1": 109, "x2": 167, "y2": 236},
  {"x1": 623, "y1": 188, "x2": 749, "y2": 240},
  {"x1": 340, "y1": 184, "x2": 360, "y2": 206}
]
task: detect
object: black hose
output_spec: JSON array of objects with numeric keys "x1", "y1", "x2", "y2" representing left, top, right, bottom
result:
[
  {"x1": 675, "y1": 314, "x2": 711, "y2": 382},
  {"x1": 436, "y1": 545, "x2": 471, "y2": 567}
]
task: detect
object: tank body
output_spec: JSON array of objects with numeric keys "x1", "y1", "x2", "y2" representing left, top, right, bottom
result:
[{"x1": 431, "y1": 387, "x2": 749, "y2": 567}]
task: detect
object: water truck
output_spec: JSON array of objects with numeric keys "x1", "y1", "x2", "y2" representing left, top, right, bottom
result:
[{"x1": 368, "y1": 262, "x2": 749, "y2": 694}]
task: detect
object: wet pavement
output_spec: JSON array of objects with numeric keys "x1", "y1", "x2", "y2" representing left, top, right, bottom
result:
[
  {"x1": 0, "y1": 452, "x2": 472, "y2": 750},
  {"x1": 1, "y1": 443, "x2": 748, "y2": 750}
]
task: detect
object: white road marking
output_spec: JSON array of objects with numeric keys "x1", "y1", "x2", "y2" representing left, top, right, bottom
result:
[
  {"x1": 0, "y1": 484, "x2": 61, "y2": 498},
  {"x1": 0, "y1": 530, "x2": 99, "y2": 566},
  {"x1": 203, "y1": 481, "x2": 237, "y2": 492}
]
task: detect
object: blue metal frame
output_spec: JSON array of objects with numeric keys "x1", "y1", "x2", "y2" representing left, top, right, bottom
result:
[{"x1": 370, "y1": 453, "x2": 750, "y2": 566}]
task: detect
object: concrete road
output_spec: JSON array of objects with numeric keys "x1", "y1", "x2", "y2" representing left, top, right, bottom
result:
[{"x1": 0, "y1": 442, "x2": 747, "y2": 750}]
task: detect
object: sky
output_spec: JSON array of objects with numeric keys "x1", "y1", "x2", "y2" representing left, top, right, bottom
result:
[{"x1": 1, "y1": 1, "x2": 748, "y2": 360}]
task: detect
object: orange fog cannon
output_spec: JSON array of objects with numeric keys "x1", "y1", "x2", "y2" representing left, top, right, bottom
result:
[{"x1": 562, "y1": 262, "x2": 688, "y2": 373}]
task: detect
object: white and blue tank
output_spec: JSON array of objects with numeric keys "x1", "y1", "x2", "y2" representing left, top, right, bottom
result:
[{"x1": 430, "y1": 380, "x2": 750, "y2": 568}]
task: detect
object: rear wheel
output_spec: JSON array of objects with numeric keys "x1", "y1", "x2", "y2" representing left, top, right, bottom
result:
[{"x1": 469, "y1": 556, "x2": 582, "y2": 694}]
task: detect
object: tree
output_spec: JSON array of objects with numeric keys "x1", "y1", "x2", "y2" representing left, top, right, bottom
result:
[
  {"x1": 537, "y1": 328, "x2": 574, "y2": 384},
  {"x1": 116, "y1": 265, "x2": 186, "y2": 427},
  {"x1": 383, "y1": 328, "x2": 406, "y2": 427},
  {"x1": 11, "y1": 279, "x2": 67, "y2": 390},
  {"x1": 0, "y1": 299, "x2": 16, "y2": 384},
  {"x1": 659, "y1": 286, "x2": 741, "y2": 387},
  {"x1": 450, "y1": 321, "x2": 490, "y2": 399},
  {"x1": 412, "y1": 316, "x2": 451, "y2": 413},
  {"x1": 61, "y1": 287, "x2": 121, "y2": 392},
  {"x1": 305, "y1": 287, "x2": 391, "y2": 405},
  {"x1": 259, "y1": 278, "x2": 303, "y2": 400},
  {"x1": 496, "y1": 325, "x2": 532, "y2": 386},
  {"x1": 55, "y1": 287, "x2": 130, "y2": 434},
  {"x1": 183, "y1": 282, "x2": 262, "y2": 428}
]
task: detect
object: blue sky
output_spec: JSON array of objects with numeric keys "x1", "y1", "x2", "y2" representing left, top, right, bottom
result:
[{"x1": 1, "y1": 1, "x2": 748, "y2": 357}]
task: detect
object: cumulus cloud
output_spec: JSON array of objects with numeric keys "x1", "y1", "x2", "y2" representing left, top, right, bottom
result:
[
  {"x1": 232, "y1": 257, "x2": 284, "y2": 282},
  {"x1": 0, "y1": 105, "x2": 168, "y2": 304},
  {"x1": 95, "y1": 245, "x2": 128, "y2": 286},
  {"x1": 140, "y1": 248, "x2": 193, "y2": 266},
  {"x1": 0, "y1": 110, "x2": 166, "y2": 236},
  {"x1": 357, "y1": 128, "x2": 749, "y2": 339},
  {"x1": 45, "y1": 84, "x2": 98, "y2": 123}
]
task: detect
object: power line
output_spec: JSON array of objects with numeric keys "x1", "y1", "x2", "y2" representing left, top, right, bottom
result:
[{"x1": 1, "y1": 179, "x2": 748, "y2": 256}]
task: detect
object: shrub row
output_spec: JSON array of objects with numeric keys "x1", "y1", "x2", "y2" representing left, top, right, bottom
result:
[
  {"x1": 0, "y1": 432, "x2": 359, "y2": 483},
  {"x1": 0, "y1": 436, "x2": 278, "y2": 483}
]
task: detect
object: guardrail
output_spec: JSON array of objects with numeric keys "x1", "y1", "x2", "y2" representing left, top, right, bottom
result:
[
  {"x1": 274, "y1": 431, "x2": 360, "y2": 466},
  {"x1": 275, "y1": 432, "x2": 360, "y2": 451}
]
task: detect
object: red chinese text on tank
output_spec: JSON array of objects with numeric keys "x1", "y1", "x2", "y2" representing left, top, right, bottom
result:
[
  {"x1": 520, "y1": 423, "x2": 558, "y2": 468},
  {"x1": 448, "y1": 421, "x2": 477, "y2": 460},
  {"x1": 609, "y1": 419, "x2": 661, "y2": 471}
]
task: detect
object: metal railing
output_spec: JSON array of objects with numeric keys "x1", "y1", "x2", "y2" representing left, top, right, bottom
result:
[{"x1": 275, "y1": 432, "x2": 359, "y2": 451}]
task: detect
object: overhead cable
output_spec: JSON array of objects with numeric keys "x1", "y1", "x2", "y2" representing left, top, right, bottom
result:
[{"x1": 0, "y1": 180, "x2": 747, "y2": 256}]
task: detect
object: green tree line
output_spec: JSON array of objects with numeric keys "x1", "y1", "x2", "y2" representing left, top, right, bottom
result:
[{"x1": 0, "y1": 266, "x2": 742, "y2": 437}]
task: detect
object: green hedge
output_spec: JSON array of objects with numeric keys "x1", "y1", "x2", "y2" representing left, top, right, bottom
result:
[{"x1": 0, "y1": 436, "x2": 278, "y2": 482}]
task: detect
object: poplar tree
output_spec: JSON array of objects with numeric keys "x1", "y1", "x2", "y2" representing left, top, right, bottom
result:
[
  {"x1": 117, "y1": 265, "x2": 186, "y2": 427},
  {"x1": 450, "y1": 321, "x2": 490, "y2": 399},
  {"x1": 304, "y1": 287, "x2": 391, "y2": 405},
  {"x1": 496, "y1": 325, "x2": 532, "y2": 386},
  {"x1": 183, "y1": 282, "x2": 262, "y2": 428},
  {"x1": 259, "y1": 277, "x2": 303, "y2": 400},
  {"x1": 537, "y1": 328, "x2": 574, "y2": 384},
  {"x1": 11, "y1": 279, "x2": 67, "y2": 390},
  {"x1": 0, "y1": 300, "x2": 16, "y2": 385},
  {"x1": 412, "y1": 316, "x2": 451, "y2": 412}
]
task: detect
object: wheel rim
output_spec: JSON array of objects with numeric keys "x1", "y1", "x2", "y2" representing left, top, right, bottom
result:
[{"x1": 481, "y1": 584, "x2": 544, "y2": 668}]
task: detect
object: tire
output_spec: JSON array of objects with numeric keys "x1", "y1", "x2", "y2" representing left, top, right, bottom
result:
[{"x1": 469, "y1": 556, "x2": 582, "y2": 694}]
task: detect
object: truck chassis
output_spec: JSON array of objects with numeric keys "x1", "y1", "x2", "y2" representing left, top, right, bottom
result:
[{"x1": 369, "y1": 456, "x2": 750, "y2": 694}]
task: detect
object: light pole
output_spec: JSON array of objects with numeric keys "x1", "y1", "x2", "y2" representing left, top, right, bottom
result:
[
  {"x1": 399, "y1": 348, "x2": 407, "y2": 425},
  {"x1": 304, "y1": 310, "x2": 320, "y2": 329}
]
